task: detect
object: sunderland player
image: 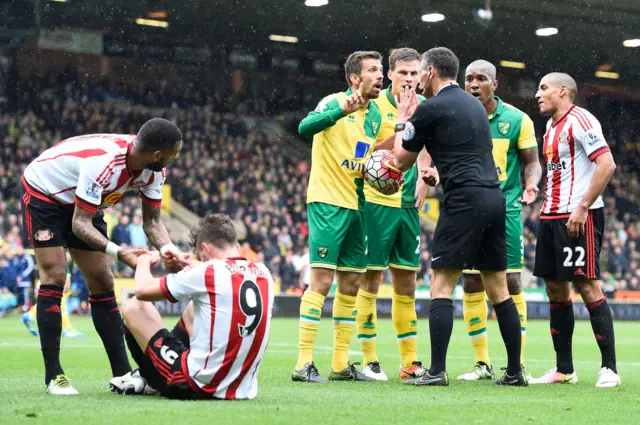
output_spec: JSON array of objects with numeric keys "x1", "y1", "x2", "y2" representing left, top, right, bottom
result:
[
  {"x1": 530, "y1": 73, "x2": 620, "y2": 388},
  {"x1": 120, "y1": 213, "x2": 274, "y2": 400},
  {"x1": 292, "y1": 51, "x2": 388, "y2": 383},
  {"x1": 357, "y1": 48, "x2": 430, "y2": 380},
  {"x1": 458, "y1": 60, "x2": 542, "y2": 381},
  {"x1": 21, "y1": 118, "x2": 187, "y2": 394}
]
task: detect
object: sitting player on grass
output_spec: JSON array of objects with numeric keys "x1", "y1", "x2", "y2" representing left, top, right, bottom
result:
[{"x1": 119, "y1": 213, "x2": 274, "y2": 400}]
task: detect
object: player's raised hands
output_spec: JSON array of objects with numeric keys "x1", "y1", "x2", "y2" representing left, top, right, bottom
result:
[
  {"x1": 421, "y1": 167, "x2": 440, "y2": 187},
  {"x1": 567, "y1": 206, "x2": 588, "y2": 238},
  {"x1": 341, "y1": 82, "x2": 366, "y2": 115},
  {"x1": 397, "y1": 85, "x2": 419, "y2": 122},
  {"x1": 520, "y1": 184, "x2": 539, "y2": 205}
]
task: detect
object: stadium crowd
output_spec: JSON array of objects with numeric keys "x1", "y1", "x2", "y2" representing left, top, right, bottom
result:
[{"x1": 0, "y1": 68, "x2": 638, "y2": 315}]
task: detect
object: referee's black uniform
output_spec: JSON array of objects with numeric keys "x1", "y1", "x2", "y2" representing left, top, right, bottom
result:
[{"x1": 402, "y1": 83, "x2": 506, "y2": 272}]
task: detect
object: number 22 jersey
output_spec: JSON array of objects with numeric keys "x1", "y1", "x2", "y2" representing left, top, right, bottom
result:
[{"x1": 160, "y1": 257, "x2": 274, "y2": 400}]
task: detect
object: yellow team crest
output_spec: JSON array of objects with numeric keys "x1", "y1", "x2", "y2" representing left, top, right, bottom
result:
[
  {"x1": 498, "y1": 121, "x2": 511, "y2": 136},
  {"x1": 372, "y1": 121, "x2": 379, "y2": 136},
  {"x1": 317, "y1": 247, "x2": 328, "y2": 259}
]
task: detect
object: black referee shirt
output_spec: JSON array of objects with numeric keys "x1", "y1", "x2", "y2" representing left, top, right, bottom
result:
[{"x1": 402, "y1": 84, "x2": 499, "y2": 193}]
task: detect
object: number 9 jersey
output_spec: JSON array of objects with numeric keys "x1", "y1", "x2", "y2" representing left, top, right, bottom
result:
[{"x1": 159, "y1": 257, "x2": 274, "y2": 400}]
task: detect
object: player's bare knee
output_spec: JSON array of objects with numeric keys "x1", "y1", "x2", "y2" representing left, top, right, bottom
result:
[
  {"x1": 575, "y1": 280, "x2": 603, "y2": 304},
  {"x1": 390, "y1": 268, "x2": 416, "y2": 297},
  {"x1": 545, "y1": 280, "x2": 571, "y2": 302},
  {"x1": 506, "y1": 273, "x2": 522, "y2": 295},
  {"x1": 362, "y1": 270, "x2": 382, "y2": 293},
  {"x1": 462, "y1": 274, "x2": 484, "y2": 294},
  {"x1": 122, "y1": 297, "x2": 142, "y2": 322},
  {"x1": 336, "y1": 270, "x2": 362, "y2": 296},
  {"x1": 309, "y1": 268, "x2": 335, "y2": 295}
]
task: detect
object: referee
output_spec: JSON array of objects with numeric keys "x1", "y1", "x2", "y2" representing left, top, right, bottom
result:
[{"x1": 390, "y1": 47, "x2": 526, "y2": 387}]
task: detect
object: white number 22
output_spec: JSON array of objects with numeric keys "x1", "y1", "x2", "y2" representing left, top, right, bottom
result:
[{"x1": 563, "y1": 246, "x2": 585, "y2": 267}]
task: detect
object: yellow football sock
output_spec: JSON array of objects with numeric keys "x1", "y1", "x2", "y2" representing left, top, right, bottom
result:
[
  {"x1": 355, "y1": 289, "x2": 378, "y2": 365},
  {"x1": 296, "y1": 290, "x2": 325, "y2": 369},
  {"x1": 463, "y1": 291, "x2": 490, "y2": 367},
  {"x1": 392, "y1": 292, "x2": 418, "y2": 368},
  {"x1": 61, "y1": 292, "x2": 72, "y2": 331},
  {"x1": 331, "y1": 290, "x2": 356, "y2": 372},
  {"x1": 512, "y1": 292, "x2": 527, "y2": 365}
]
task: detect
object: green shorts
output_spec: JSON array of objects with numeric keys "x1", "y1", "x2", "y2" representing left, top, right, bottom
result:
[
  {"x1": 365, "y1": 201, "x2": 420, "y2": 271},
  {"x1": 307, "y1": 202, "x2": 367, "y2": 273},
  {"x1": 464, "y1": 210, "x2": 524, "y2": 274}
]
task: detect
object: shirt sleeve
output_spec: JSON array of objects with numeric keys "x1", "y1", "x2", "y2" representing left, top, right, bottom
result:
[
  {"x1": 138, "y1": 169, "x2": 165, "y2": 207},
  {"x1": 573, "y1": 113, "x2": 610, "y2": 161},
  {"x1": 159, "y1": 263, "x2": 207, "y2": 303},
  {"x1": 298, "y1": 96, "x2": 346, "y2": 137},
  {"x1": 75, "y1": 157, "x2": 112, "y2": 213},
  {"x1": 401, "y1": 102, "x2": 432, "y2": 153},
  {"x1": 517, "y1": 114, "x2": 538, "y2": 150}
]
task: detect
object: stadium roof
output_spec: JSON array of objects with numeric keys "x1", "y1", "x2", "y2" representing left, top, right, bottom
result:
[{"x1": 31, "y1": 0, "x2": 640, "y2": 82}]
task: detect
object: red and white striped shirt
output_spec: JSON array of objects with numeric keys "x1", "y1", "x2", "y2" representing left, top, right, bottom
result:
[
  {"x1": 23, "y1": 134, "x2": 165, "y2": 213},
  {"x1": 541, "y1": 106, "x2": 611, "y2": 217},
  {"x1": 160, "y1": 258, "x2": 274, "y2": 400}
]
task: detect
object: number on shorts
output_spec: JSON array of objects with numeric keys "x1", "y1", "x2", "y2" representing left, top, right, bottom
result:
[
  {"x1": 563, "y1": 246, "x2": 586, "y2": 267},
  {"x1": 415, "y1": 236, "x2": 420, "y2": 254},
  {"x1": 160, "y1": 345, "x2": 179, "y2": 365},
  {"x1": 238, "y1": 280, "x2": 263, "y2": 337}
]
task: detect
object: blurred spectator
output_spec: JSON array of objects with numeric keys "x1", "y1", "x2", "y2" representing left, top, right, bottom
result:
[{"x1": 127, "y1": 214, "x2": 148, "y2": 249}]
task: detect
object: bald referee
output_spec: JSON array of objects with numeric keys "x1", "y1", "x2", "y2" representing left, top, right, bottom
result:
[{"x1": 390, "y1": 47, "x2": 527, "y2": 387}]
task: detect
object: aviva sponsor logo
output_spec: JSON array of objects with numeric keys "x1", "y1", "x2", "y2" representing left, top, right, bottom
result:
[{"x1": 340, "y1": 159, "x2": 365, "y2": 173}]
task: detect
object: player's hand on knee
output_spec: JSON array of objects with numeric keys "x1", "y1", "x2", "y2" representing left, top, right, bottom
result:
[{"x1": 421, "y1": 167, "x2": 439, "y2": 187}]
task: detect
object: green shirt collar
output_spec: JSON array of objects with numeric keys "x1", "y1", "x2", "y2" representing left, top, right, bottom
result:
[
  {"x1": 488, "y1": 96, "x2": 505, "y2": 120},
  {"x1": 385, "y1": 85, "x2": 397, "y2": 108}
]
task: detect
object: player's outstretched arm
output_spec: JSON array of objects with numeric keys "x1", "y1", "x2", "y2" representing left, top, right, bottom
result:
[
  {"x1": 72, "y1": 206, "x2": 150, "y2": 268},
  {"x1": 519, "y1": 148, "x2": 542, "y2": 204},
  {"x1": 141, "y1": 202, "x2": 192, "y2": 272}
]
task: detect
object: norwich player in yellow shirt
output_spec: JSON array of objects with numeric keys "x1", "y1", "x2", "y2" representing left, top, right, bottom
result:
[
  {"x1": 457, "y1": 60, "x2": 541, "y2": 381},
  {"x1": 356, "y1": 48, "x2": 431, "y2": 381},
  {"x1": 292, "y1": 51, "x2": 391, "y2": 382}
]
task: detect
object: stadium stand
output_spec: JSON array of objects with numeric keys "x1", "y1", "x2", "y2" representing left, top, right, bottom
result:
[{"x1": 0, "y1": 64, "x2": 638, "y2": 315}]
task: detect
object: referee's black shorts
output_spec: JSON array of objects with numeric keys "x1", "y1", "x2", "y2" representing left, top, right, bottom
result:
[{"x1": 431, "y1": 186, "x2": 506, "y2": 271}]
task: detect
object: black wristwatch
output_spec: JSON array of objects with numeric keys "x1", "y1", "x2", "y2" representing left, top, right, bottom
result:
[{"x1": 394, "y1": 122, "x2": 406, "y2": 133}]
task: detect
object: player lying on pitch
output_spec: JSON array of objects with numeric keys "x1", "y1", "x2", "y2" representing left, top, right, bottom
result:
[{"x1": 119, "y1": 213, "x2": 275, "y2": 400}]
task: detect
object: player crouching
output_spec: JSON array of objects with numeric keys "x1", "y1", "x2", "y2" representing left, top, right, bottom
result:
[{"x1": 118, "y1": 214, "x2": 274, "y2": 400}]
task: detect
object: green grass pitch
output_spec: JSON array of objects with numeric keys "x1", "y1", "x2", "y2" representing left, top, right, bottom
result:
[{"x1": 1, "y1": 316, "x2": 638, "y2": 424}]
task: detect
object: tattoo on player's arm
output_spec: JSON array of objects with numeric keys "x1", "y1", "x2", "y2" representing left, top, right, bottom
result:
[
  {"x1": 142, "y1": 202, "x2": 172, "y2": 250},
  {"x1": 521, "y1": 149, "x2": 542, "y2": 186},
  {"x1": 71, "y1": 206, "x2": 110, "y2": 251}
]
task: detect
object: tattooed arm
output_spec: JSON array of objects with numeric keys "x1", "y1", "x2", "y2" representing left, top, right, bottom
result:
[{"x1": 141, "y1": 202, "x2": 172, "y2": 250}]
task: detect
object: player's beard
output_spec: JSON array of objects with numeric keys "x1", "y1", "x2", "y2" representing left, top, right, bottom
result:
[{"x1": 146, "y1": 161, "x2": 164, "y2": 172}]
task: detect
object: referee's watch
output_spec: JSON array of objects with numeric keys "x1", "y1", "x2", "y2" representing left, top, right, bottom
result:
[{"x1": 394, "y1": 122, "x2": 406, "y2": 133}]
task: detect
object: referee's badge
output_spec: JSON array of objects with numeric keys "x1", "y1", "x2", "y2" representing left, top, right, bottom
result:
[
  {"x1": 402, "y1": 121, "x2": 416, "y2": 141},
  {"x1": 498, "y1": 121, "x2": 511, "y2": 136}
]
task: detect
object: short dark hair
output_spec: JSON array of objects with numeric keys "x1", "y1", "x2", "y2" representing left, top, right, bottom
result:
[
  {"x1": 136, "y1": 118, "x2": 183, "y2": 152},
  {"x1": 189, "y1": 213, "x2": 238, "y2": 251},
  {"x1": 344, "y1": 51, "x2": 382, "y2": 85},
  {"x1": 389, "y1": 48, "x2": 420, "y2": 71},
  {"x1": 421, "y1": 47, "x2": 459, "y2": 80}
]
